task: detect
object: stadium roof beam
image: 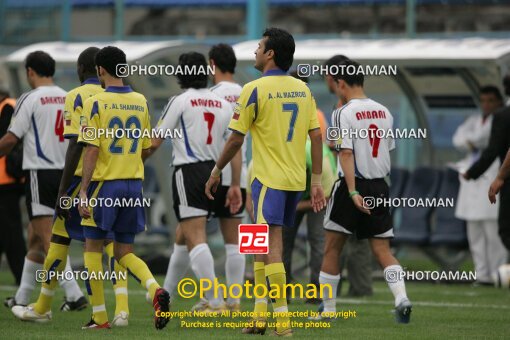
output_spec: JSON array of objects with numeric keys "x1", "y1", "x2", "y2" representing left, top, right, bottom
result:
[
  {"x1": 247, "y1": 0, "x2": 267, "y2": 40},
  {"x1": 233, "y1": 37, "x2": 510, "y2": 166},
  {"x1": 406, "y1": 0, "x2": 416, "y2": 38}
]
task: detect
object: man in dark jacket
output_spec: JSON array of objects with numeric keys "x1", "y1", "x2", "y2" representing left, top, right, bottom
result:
[
  {"x1": 0, "y1": 87, "x2": 26, "y2": 285},
  {"x1": 465, "y1": 106, "x2": 510, "y2": 251}
]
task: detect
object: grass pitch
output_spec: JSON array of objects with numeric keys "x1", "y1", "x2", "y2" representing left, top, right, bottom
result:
[{"x1": 0, "y1": 272, "x2": 509, "y2": 339}]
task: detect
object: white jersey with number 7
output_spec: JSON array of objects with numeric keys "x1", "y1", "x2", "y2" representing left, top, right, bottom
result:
[
  {"x1": 156, "y1": 88, "x2": 232, "y2": 166},
  {"x1": 333, "y1": 98, "x2": 395, "y2": 179}
]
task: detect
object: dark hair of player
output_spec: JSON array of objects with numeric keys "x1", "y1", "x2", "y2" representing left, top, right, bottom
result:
[
  {"x1": 332, "y1": 59, "x2": 364, "y2": 87},
  {"x1": 177, "y1": 52, "x2": 208, "y2": 89},
  {"x1": 324, "y1": 54, "x2": 349, "y2": 69},
  {"x1": 262, "y1": 28, "x2": 295, "y2": 72},
  {"x1": 25, "y1": 51, "x2": 56, "y2": 77},
  {"x1": 479, "y1": 85, "x2": 503, "y2": 102},
  {"x1": 209, "y1": 44, "x2": 236, "y2": 74},
  {"x1": 95, "y1": 46, "x2": 127, "y2": 78},
  {"x1": 78, "y1": 47, "x2": 100, "y2": 77}
]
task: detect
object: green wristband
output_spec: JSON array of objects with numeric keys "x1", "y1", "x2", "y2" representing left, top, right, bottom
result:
[{"x1": 349, "y1": 190, "x2": 359, "y2": 197}]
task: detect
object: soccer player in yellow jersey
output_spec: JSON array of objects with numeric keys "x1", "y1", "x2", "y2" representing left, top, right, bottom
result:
[
  {"x1": 77, "y1": 46, "x2": 169, "y2": 330},
  {"x1": 205, "y1": 28, "x2": 327, "y2": 337},
  {"x1": 12, "y1": 47, "x2": 128, "y2": 326}
]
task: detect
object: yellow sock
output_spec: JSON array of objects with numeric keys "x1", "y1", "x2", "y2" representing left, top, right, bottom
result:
[
  {"x1": 105, "y1": 243, "x2": 129, "y2": 315},
  {"x1": 253, "y1": 261, "x2": 267, "y2": 319},
  {"x1": 84, "y1": 251, "x2": 108, "y2": 325},
  {"x1": 33, "y1": 242, "x2": 69, "y2": 314},
  {"x1": 119, "y1": 253, "x2": 160, "y2": 300},
  {"x1": 265, "y1": 262, "x2": 290, "y2": 332}
]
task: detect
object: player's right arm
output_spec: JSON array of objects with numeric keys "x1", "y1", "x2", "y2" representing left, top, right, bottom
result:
[
  {"x1": 56, "y1": 91, "x2": 84, "y2": 219},
  {"x1": 309, "y1": 128, "x2": 326, "y2": 212},
  {"x1": 148, "y1": 96, "x2": 180, "y2": 155},
  {"x1": 77, "y1": 99, "x2": 101, "y2": 219},
  {"x1": 205, "y1": 83, "x2": 255, "y2": 200},
  {"x1": 338, "y1": 110, "x2": 370, "y2": 215}
]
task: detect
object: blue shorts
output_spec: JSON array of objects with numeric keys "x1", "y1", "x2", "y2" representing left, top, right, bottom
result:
[
  {"x1": 251, "y1": 178, "x2": 302, "y2": 227},
  {"x1": 83, "y1": 226, "x2": 136, "y2": 244},
  {"x1": 81, "y1": 179, "x2": 146, "y2": 244},
  {"x1": 52, "y1": 176, "x2": 114, "y2": 242}
]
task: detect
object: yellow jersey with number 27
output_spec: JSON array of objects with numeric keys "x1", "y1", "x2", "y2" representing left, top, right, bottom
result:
[{"x1": 78, "y1": 85, "x2": 151, "y2": 181}]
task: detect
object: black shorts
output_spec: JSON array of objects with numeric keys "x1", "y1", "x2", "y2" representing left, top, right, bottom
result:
[
  {"x1": 172, "y1": 161, "x2": 215, "y2": 221},
  {"x1": 212, "y1": 185, "x2": 247, "y2": 218},
  {"x1": 25, "y1": 169, "x2": 62, "y2": 220},
  {"x1": 324, "y1": 177, "x2": 393, "y2": 239}
]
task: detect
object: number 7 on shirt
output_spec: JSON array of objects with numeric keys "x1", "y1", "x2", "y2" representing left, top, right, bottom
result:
[{"x1": 283, "y1": 103, "x2": 299, "y2": 142}]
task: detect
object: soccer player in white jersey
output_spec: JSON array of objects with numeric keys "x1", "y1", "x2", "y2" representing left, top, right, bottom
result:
[
  {"x1": 207, "y1": 44, "x2": 246, "y2": 311},
  {"x1": 0, "y1": 51, "x2": 85, "y2": 309},
  {"x1": 316, "y1": 58, "x2": 412, "y2": 323},
  {"x1": 149, "y1": 52, "x2": 235, "y2": 313}
]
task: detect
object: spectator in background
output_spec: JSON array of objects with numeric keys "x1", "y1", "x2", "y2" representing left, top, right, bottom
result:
[
  {"x1": 0, "y1": 87, "x2": 26, "y2": 285},
  {"x1": 455, "y1": 86, "x2": 508, "y2": 285},
  {"x1": 464, "y1": 88, "x2": 510, "y2": 254},
  {"x1": 323, "y1": 55, "x2": 373, "y2": 297}
]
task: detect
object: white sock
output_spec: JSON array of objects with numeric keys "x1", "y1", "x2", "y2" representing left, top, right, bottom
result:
[
  {"x1": 58, "y1": 256, "x2": 84, "y2": 302},
  {"x1": 163, "y1": 244, "x2": 190, "y2": 296},
  {"x1": 383, "y1": 264, "x2": 408, "y2": 306},
  {"x1": 319, "y1": 271, "x2": 340, "y2": 313},
  {"x1": 225, "y1": 244, "x2": 245, "y2": 305},
  {"x1": 189, "y1": 243, "x2": 223, "y2": 308},
  {"x1": 15, "y1": 257, "x2": 43, "y2": 305}
]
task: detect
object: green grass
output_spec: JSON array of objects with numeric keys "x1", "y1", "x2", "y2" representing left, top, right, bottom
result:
[{"x1": 1, "y1": 272, "x2": 509, "y2": 339}]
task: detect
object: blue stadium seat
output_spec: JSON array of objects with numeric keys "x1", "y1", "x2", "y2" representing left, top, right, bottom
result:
[
  {"x1": 143, "y1": 165, "x2": 160, "y2": 194},
  {"x1": 429, "y1": 168, "x2": 467, "y2": 246},
  {"x1": 394, "y1": 167, "x2": 442, "y2": 245},
  {"x1": 390, "y1": 168, "x2": 409, "y2": 202},
  {"x1": 389, "y1": 167, "x2": 409, "y2": 200}
]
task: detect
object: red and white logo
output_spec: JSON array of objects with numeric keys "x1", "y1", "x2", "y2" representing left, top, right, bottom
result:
[{"x1": 238, "y1": 224, "x2": 269, "y2": 254}]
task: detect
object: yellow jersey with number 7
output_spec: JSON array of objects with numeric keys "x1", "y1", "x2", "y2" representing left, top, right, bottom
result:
[{"x1": 228, "y1": 69, "x2": 320, "y2": 191}]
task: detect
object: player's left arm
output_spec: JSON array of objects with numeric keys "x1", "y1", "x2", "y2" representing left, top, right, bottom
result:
[
  {"x1": 141, "y1": 103, "x2": 153, "y2": 162},
  {"x1": 489, "y1": 149, "x2": 510, "y2": 204},
  {"x1": 56, "y1": 137, "x2": 83, "y2": 219},
  {"x1": 56, "y1": 93, "x2": 85, "y2": 219},
  {"x1": 309, "y1": 128, "x2": 326, "y2": 212},
  {"x1": 308, "y1": 95, "x2": 326, "y2": 212}
]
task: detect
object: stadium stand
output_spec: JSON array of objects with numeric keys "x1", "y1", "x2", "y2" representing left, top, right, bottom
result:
[
  {"x1": 430, "y1": 168, "x2": 467, "y2": 247},
  {"x1": 394, "y1": 167, "x2": 442, "y2": 245}
]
